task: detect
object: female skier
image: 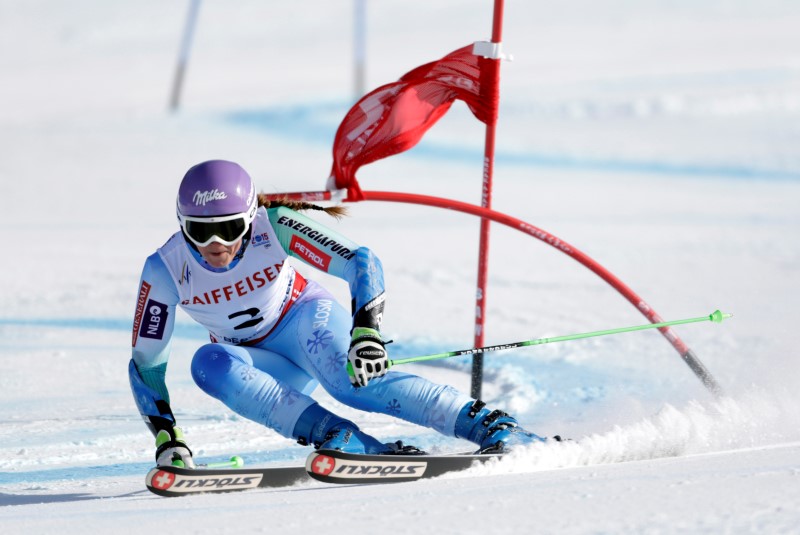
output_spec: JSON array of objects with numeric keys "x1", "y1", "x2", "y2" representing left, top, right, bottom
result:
[{"x1": 129, "y1": 160, "x2": 544, "y2": 468}]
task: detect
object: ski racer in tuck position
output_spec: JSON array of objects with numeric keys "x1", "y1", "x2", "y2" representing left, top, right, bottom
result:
[{"x1": 129, "y1": 160, "x2": 547, "y2": 468}]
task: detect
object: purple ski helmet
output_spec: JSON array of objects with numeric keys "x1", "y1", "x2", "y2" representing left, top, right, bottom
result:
[{"x1": 176, "y1": 160, "x2": 258, "y2": 247}]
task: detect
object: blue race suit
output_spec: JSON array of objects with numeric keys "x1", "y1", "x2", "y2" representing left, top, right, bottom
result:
[{"x1": 129, "y1": 205, "x2": 471, "y2": 442}]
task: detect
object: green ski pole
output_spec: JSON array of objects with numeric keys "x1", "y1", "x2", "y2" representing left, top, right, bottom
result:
[
  {"x1": 203, "y1": 456, "x2": 244, "y2": 469},
  {"x1": 347, "y1": 310, "x2": 732, "y2": 377}
]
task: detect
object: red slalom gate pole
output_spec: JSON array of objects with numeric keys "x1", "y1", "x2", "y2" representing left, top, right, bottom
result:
[
  {"x1": 472, "y1": 0, "x2": 505, "y2": 399},
  {"x1": 261, "y1": 187, "x2": 724, "y2": 397}
]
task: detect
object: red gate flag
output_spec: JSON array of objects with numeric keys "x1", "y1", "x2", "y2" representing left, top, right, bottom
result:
[{"x1": 329, "y1": 44, "x2": 500, "y2": 200}]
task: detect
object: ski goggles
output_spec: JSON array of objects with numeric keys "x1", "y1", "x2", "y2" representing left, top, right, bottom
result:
[{"x1": 180, "y1": 213, "x2": 250, "y2": 247}]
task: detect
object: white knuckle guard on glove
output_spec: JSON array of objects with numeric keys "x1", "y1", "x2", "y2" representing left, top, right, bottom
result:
[
  {"x1": 348, "y1": 327, "x2": 390, "y2": 387},
  {"x1": 155, "y1": 427, "x2": 196, "y2": 469}
]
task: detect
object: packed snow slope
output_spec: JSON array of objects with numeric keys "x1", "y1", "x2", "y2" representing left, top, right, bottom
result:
[{"x1": 1, "y1": 1, "x2": 799, "y2": 533}]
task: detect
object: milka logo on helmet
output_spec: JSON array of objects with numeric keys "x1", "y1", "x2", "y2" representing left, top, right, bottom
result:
[
  {"x1": 246, "y1": 184, "x2": 255, "y2": 206},
  {"x1": 193, "y1": 189, "x2": 228, "y2": 206}
]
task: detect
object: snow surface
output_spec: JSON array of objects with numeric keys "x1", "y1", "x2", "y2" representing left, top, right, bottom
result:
[{"x1": 2, "y1": 0, "x2": 800, "y2": 533}]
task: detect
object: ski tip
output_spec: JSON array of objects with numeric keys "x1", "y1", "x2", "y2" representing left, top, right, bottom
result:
[
  {"x1": 230, "y1": 455, "x2": 244, "y2": 468},
  {"x1": 709, "y1": 310, "x2": 733, "y2": 323}
]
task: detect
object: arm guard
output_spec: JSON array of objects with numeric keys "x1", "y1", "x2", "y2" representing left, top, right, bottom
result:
[
  {"x1": 128, "y1": 359, "x2": 177, "y2": 438},
  {"x1": 350, "y1": 248, "x2": 385, "y2": 332}
]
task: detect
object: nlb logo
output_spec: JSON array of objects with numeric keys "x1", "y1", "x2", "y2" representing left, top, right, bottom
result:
[{"x1": 140, "y1": 299, "x2": 168, "y2": 340}]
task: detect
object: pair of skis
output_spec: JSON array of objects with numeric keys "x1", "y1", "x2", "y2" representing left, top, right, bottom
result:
[
  {"x1": 145, "y1": 309, "x2": 732, "y2": 497},
  {"x1": 145, "y1": 449, "x2": 501, "y2": 497}
]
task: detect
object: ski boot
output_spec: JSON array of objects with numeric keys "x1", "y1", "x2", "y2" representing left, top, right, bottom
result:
[
  {"x1": 293, "y1": 403, "x2": 422, "y2": 455},
  {"x1": 454, "y1": 400, "x2": 546, "y2": 453}
]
